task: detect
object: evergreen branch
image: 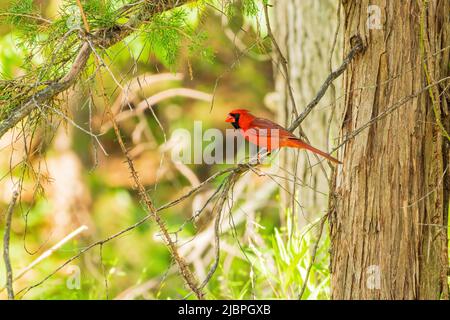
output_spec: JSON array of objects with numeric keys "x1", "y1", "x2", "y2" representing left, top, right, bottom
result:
[
  {"x1": 0, "y1": 0, "x2": 192, "y2": 140},
  {"x1": 0, "y1": 12, "x2": 51, "y2": 24}
]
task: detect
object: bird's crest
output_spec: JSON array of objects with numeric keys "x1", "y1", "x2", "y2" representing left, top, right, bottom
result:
[{"x1": 228, "y1": 108, "x2": 250, "y2": 114}]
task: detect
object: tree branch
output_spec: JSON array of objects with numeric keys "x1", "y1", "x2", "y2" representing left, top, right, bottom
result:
[
  {"x1": 0, "y1": 0, "x2": 191, "y2": 140},
  {"x1": 288, "y1": 35, "x2": 364, "y2": 132},
  {"x1": 3, "y1": 188, "x2": 19, "y2": 300}
]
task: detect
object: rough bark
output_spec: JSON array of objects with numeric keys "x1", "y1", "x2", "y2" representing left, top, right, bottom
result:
[
  {"x1": 330, "y1": 0, "x2": 449, "y2": 299},
  {"x1": 271, "y1": 0, "x2": 342, "y2": 227}
]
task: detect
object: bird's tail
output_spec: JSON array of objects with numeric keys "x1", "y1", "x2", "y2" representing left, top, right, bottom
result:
[{"x1": 286, "y1": 138, "x2": 342, "y2": 164}]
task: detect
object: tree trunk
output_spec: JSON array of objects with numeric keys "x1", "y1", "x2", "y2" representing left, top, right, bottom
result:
[
  {"x1": 330, "y1": 0, "x2": 449, "y2": 299},
  {"x1": 271, "y1": 0, "x2": 341, "y2": 228}
]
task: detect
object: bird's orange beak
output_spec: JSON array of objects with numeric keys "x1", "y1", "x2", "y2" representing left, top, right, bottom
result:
[{"x1": 225, "y1": 114, "x2": 235, "y2": 123}]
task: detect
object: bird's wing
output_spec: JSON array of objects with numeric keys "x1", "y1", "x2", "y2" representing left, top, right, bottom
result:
[{"x1": 247, "y1": 117, "x2": 296, "y2": 139}]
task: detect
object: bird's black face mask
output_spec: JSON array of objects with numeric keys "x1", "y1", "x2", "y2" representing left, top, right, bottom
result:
[{"x1": 229, "y1": 113, "x2": 240, "y2": 129}]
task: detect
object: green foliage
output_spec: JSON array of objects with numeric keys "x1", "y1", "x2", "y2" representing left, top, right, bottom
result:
[
  {"x1": 188, "y1": 31, "x2": 215, "y2": 64},
  {"x1": 145, "y1": 9, "x2": 186, "y2": 68},
  {"x1": 4, "y1": 0, "x2": 36, "y2": 30},
  {"x1": 144, "y1": 8, "x2": 213, "y2": 69},
  {"x1": 59, "y1": 0, "x2": 120, "y2": 30},
  {"x1": 224, "y1": 0, "x2": 259, "y2": 18},
  {"x1": 241, "y1": 0, "x2": 259, "y2": 16},
  {"x1": 3, "y1": 0, "x2": 39, "y2": 46},
  {"x1": 83, "y1": 0, "x2": 118, "y2": 28},
  {"x1": 205, "y1": 213, "x2": 330, "y2": 299},
  {"x1": 1, "y1": 0, "x2": 218, "y2": 79}
]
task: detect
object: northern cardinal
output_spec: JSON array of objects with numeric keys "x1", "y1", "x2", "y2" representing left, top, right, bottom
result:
[{"x1": 225, "y1": 109, "x2": 341, "y2": 164}]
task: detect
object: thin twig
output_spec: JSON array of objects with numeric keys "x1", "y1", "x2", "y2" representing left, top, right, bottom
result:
[
  {"x1": 95, "y1": 59, "x2": 204, "y2": 298},
  {"x1": 332, "y1": 77, "x2": 450, "y2": 153},
  {"x1": 0, "y1": 12, "x2": 52, "y2": 24},
  {"x1": 326, "y1": 1, "x2": 342, "y2": 152},
  {"x1": 298, "y1": 214, "x2": 327, "y2": 299},
  {"x1": 102, "y1": 88, "x2": 212, "y2": 132},
  {"x1": 76, "y1": 0, "x2": 205, "y2": 297},
  {"x1": 263, "y1": 2, "x2": 332, "y2": 179},
  {"x1": 1, "y1": 225, "x2": 89, "y2": 294},
  {"x1": 3, "y1": 188, "x2": 19, "y2": 300},
  {"x1": 288, "y1": 35, "x2": 364, "y2": 132},
  {"x1": 262, "y1": 2, "x2": 298, "y2": 117},
  {"x1": 199, "y1": 175, "x2": 238, "y2": 290},
  {"x1": 100, "y1": 244, "x2": 110, "y2": 300},
  {"x1": 14, "y1": 168, "x2": 237, "y2": 297}
]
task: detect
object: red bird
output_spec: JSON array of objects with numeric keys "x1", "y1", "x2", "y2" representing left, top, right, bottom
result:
[{"x1": 225, "y1": 109, "x2": 341, "y2": 164}]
